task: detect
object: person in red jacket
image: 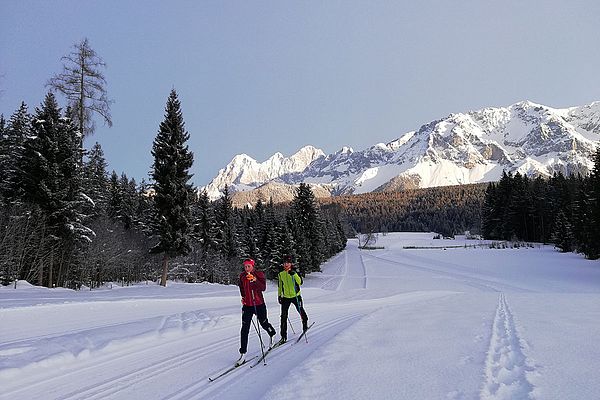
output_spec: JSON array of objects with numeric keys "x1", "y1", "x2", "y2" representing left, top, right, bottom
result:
[{"x1": 236, "y1": 258, "x2": 276, "y2": 366}]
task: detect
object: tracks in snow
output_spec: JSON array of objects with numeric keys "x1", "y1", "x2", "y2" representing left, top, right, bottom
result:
[
  {"x1": 363, "y1": 253, "x2": 535, "y2": 293},
  {"x1": 319, "y1": 248, "x2": 367, "y2": 291},
  {"x1": 162, "y1": 313, "x2": 364, "y2": 400},
  {"x1": 481, "y1": 293, "x2": 536, "y2": 400}
]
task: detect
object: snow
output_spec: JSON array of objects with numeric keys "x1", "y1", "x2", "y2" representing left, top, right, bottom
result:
[{"x1": 1, "y1": 233, "x2": 599, "y2": 399}]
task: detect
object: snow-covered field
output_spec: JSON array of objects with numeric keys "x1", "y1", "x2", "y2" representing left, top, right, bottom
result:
[{"x1": 1, "y1": 233, "x2": 600, "y2": 400}]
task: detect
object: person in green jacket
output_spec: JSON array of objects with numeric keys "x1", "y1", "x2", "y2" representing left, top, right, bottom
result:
[{"x1": 277, "y1": 255, "x2": 309, "y2": 344}]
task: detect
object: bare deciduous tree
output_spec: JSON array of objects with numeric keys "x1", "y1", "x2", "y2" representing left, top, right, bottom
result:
[{"x1": 47, "y1": 38, "x2": 113, "y2": 138}]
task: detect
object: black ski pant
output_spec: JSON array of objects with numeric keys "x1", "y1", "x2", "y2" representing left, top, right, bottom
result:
[
  {"x1": 280, "y1": 296, "x2": 308, "y2": 339},
  {"x1": 240, "y1": 303, "x2": 276, "y2": 354}
]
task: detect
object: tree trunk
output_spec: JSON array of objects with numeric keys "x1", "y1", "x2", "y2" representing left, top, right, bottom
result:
[
  {"x1": 79, "y1": 53, "x2": 85, "y2": 136},
  {"x1": 160, "y1": 253, "x2": 169, "y2": 287},
  {"x1": 48, "y1": 248, "x2": 53, "y2": 288},
  {"x1": 38, "y1": 259, "x2": 44, "y2": 286}
]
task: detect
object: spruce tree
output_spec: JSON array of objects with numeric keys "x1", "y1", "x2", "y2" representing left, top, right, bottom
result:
[
  {"x1": 291, "y1": 183, "x2": 323, "y2": 273},
  {"x1": 194, "y1": 190, "x2": 216, "y2": 253},
  {"x1": 0, "y1": 114, "x2": 4, "y2": 203},
  {"x1": 588, "y1": 147, "x2": 600, "y2": 258},
  {"x1": 107, "y1": 171, "x2": 122, "y2": 221},
  {"x1": 135, "y1": 178, "x2": 155, "y2": 235},
  {"x1": 1, "y1": 102, "x2": 31, "y2": 203},
  {"x1": 20, "y1": 93, "x2": 90, "y2": 287},
  {"x1": 83, "y1": 142, "x2": 109, "y2": 218},
  {"x1": 551, "y1": 210, "x2": 574, "y2": 252},
  {"x1": 118, "y1": 173, "x2": 137, "y2": 230},
  {"x1": 150, "y1": 89, "x2": 194, "y2": 286},
  {"x1": 214, "y1": 185, "x2": 237, "y2": 260}
]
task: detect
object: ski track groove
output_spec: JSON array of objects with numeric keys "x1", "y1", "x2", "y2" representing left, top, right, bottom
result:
[
  {"x1": 1, "y1": 320, "x2": 237, "y2": 400},
  {"x1": 52, "y1": 334, "x2": 240, "y2": 400},
  {"x1": 161, "y1": 313, "x2": 364, "y2": 400},
  {"x1": 481, "y1": 293, "x2": 536, "y2": 400},
  {"x1": 364, "y1": 253, "x2": 536, "y2": 293},
  {"x1": 1, "y1": 303, "x2": 234, "y2": 347},
  {"x1": 318, "y1": 250, "x2": 347, "y2": 291},
  {"x1": 358, "y1": 252, "x2": 368, "y2": 289}
]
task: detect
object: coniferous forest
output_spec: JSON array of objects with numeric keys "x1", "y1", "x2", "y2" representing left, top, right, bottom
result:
[
  {"x1": 0, "y1": 39, "x2": 349, "y2": 289},
  {"x1": 0, "y1": 91, "x2": 346, "y2": 289},
  {"x1": 320, "y1": 183, "x2": 488, "y2": 237},
  {"x1": 481, "y1": 155, "x2": 600, "y2": 259}
]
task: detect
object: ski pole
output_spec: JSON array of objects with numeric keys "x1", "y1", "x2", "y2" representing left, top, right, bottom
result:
[
  {"x1": 291, "y1": 270, "x2": 309, "y2": 343},
  {"x1": 288, "y1": 316, "x2": 296, "y2": 334},
  {"x1": 251, "y1": 289, "x2": 266, "y2": 365}
]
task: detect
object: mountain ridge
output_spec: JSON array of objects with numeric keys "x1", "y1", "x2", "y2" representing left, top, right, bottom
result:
[{"x1": 201, "y1": 100, "x2": 600, "y2": 201}]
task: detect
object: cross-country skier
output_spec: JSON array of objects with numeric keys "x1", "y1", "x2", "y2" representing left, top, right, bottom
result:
[
  {"x1": 236, "y1": 258, "x2": 276, "y2": 366},
  {"x1": 277, "y1": 255, "x2": 309, "y2": 345}
]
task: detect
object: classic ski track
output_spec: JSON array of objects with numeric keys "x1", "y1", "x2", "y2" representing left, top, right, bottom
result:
[
  {"x1": 319, "y1": 247, "x2": 367, "y2": 291},
  {"x1": 162, "y1": 313, "x2": 364, "y2": 400},
  {"x1": 1, "y1": 303, "x2": 233, "y2": 347},
  {"x1": 481, "y1": 293, "x2": 536, "y2": 399},
  {"x1": 364, "y1": 253, "x2": 536, "y2": 293},
  {"x1": 358, "y1": 252, "x2": 368, "y2": 289},
  {"x1": 0, "y1": 318, "x2": 146, "y2": 348},
  {"x1": 1, "y1": 319, "x2": 237, "y2": 399},
  {"x1": 53, "y1": 334, "x2": 241, "y2": 400},
  {"x1": 318, "y1": 249, "x2": 347, "y2": 291}
]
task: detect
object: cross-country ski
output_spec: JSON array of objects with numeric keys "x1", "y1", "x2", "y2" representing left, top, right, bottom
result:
[{"x1": 208, "y1": 355, "x2": 258, "y2": 382}]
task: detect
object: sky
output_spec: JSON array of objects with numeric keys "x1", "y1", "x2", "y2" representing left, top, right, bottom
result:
[{"x1": 1, "y1": 0, "x2": 600, "y2": 187}]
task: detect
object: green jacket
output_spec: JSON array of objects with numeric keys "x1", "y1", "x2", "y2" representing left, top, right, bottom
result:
[{"x1": 278, "y1": 270, "x2": 303, "y2": 298}]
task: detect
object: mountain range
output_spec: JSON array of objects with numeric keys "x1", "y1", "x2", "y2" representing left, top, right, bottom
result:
[{"x1": 201, "y1": 100, "x2": 600, "y2": 203}]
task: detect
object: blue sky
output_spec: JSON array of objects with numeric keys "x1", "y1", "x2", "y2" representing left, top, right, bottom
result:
[{"x1": 1, "y1": 0, "x2": 599, "y2": 186}]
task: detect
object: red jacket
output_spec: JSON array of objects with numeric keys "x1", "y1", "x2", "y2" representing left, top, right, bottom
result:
[{"x1": 238, "y1": 270, "x2": 267, "y2": 306}]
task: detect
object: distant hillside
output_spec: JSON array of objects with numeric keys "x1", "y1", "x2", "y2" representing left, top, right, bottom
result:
[
  {"x1": 231, "y1": 181, "x2": 331, "y2": 208},
  {"x1": 319, "y1": 183, "x2": 488, "y2": 236}
]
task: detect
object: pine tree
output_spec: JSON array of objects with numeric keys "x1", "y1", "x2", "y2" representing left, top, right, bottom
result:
[
  {"x1": 529, "y1": 176, "x2": 549, "y2": 243},
  {"x1": 107, "y1": 171, "x2": 122, "y2": 221},
  {"x1": 135, "y1": 178, "x2": 155, "y2": 235},
  {"x1": 551, "y1": 210, "x2": 574, "y2": 252},
  {"x1": 214, "y1": 185, "x2": 237, "y2": 260},
  {"x1": 119, "y1": 173, "x2": 137, "y2": 230},
  {"x1": 150, "y1": 89, "x2": 194, "y2": 286},
  {"x1": 587, "y1": 146, "x2": 600, "y2": 258},
  {"x1": 0, "y1": 114, "x2": 4, "y2": 203},
  {"x1": 82, "y1": 142, "x2": 109, "y2": 218},
  {"x1": 506, "y1": 172, "x2": 530, "y2": 241},
  {"x1": 291, "y1": 183, "x2": 323, "y2": 273},
  {"x1": 190, "y1": 190, "x2": 221, "y2": 282},
  {"x1": 1, "y1": 102, "x2": 31, "y2": 204},
  {"x1": 194, "y1": 190, "x2": 216, "y2": 253},
  {"x1": 20, "y1": 93, "x2": 91, "y2": 287}
]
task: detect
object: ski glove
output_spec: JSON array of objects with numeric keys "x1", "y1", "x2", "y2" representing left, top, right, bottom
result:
[
  {"x1": 278, "y1": 296, "x2": 282, "y2": 304},
  {"x1": 288, "y1": 269, "x2": 296, "y2": 276},
  {"x1": 246, "y1": 273, "x2": 256, "y2": 282}
]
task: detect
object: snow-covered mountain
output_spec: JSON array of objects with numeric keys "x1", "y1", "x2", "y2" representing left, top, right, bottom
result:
[
  {"x1": 201, "y1": 101, "x2": 600, "y2": 199},
  {"x1": 202, "y1": 145, "x2": 325, "y2": 199}
]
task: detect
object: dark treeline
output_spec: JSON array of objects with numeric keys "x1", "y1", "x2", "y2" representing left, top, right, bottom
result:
[
  {"x1": 320, "y1": 183, "x2": 488, "y2": 237},
  {"x1": 0, "y1": 95, "x2": 347, "y2": 288},
  {"x1": 481, "y1": 151, "x2": 600, "y2": 259}
]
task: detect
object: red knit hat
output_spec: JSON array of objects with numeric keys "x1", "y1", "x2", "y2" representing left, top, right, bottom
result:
[{"x1": 243, "y1": 258, "x2": 255, "y2": 267}]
